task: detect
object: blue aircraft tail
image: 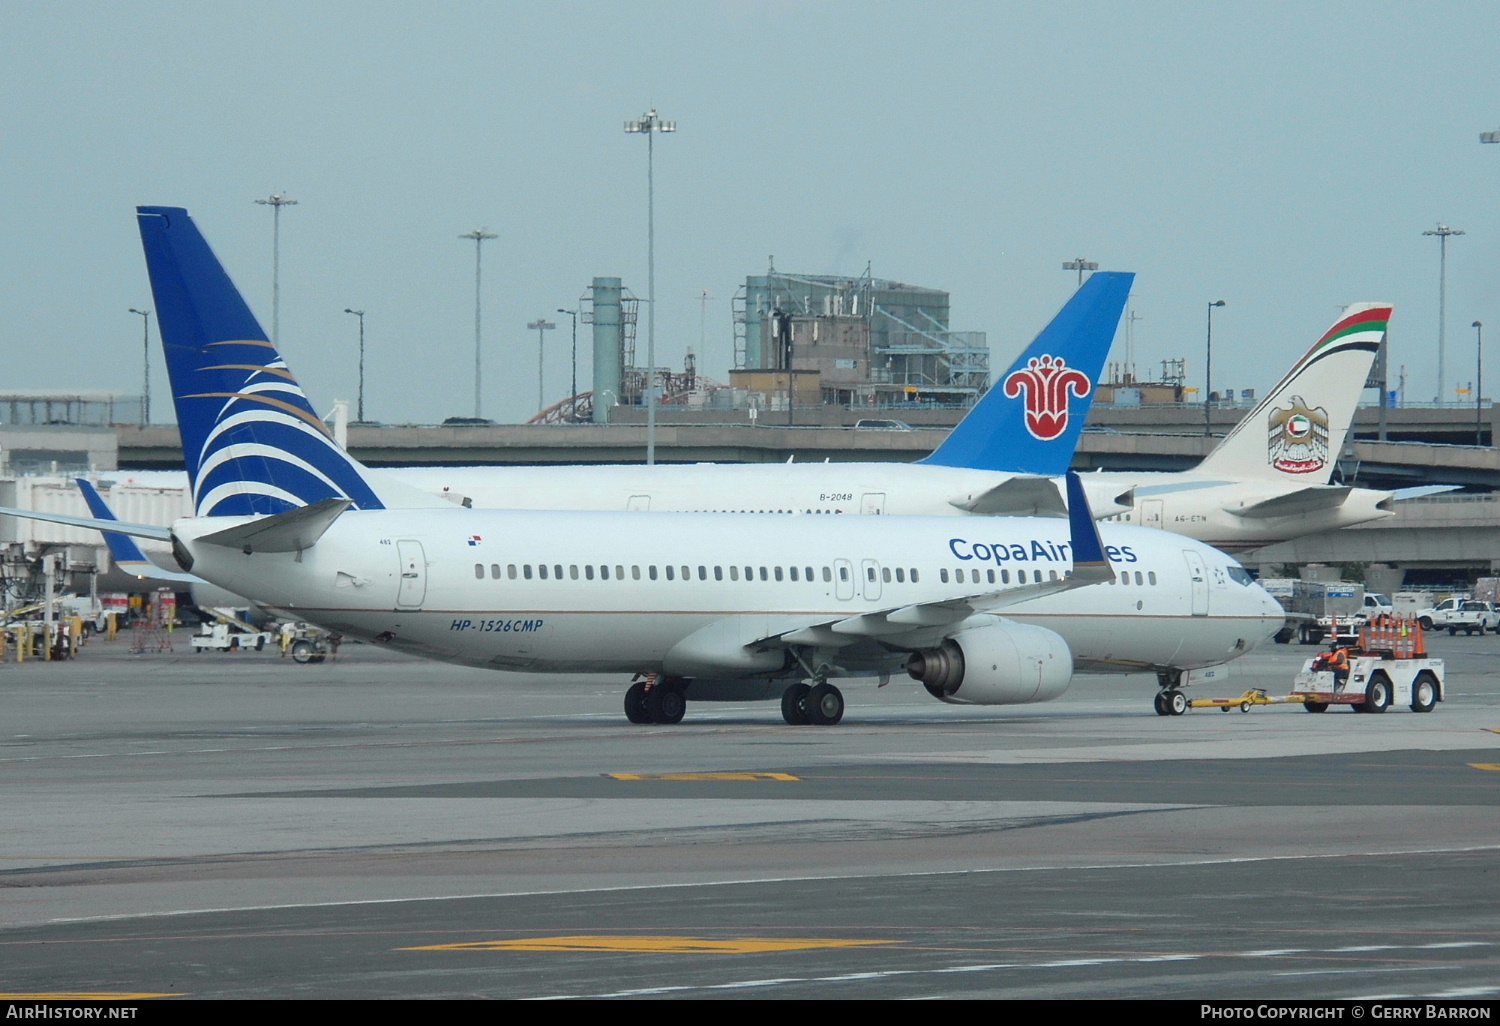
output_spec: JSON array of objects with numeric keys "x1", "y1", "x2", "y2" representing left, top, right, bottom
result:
[
  {"x1": 136, "y1": 206, "x2": 389, "y2": 517},
  {"x1": 919, "y1": 271, "x2": 1133, "y2": 474}
]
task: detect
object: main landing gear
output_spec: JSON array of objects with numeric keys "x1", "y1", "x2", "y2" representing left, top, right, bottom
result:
[
  {"x1": 780, "y1": 680, "x2": 844, "y2": 726},
  {"x1": 624, "y1": 674, "x2": 687, "y2": 725},
  {"x1": 1153, "y1": 669, "x2": 1188, "y2": 717}
]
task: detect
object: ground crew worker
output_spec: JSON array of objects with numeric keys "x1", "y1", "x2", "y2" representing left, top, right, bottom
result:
[{"x1": 1327, "y1": 639, "x2": 1350, "y2": 689}]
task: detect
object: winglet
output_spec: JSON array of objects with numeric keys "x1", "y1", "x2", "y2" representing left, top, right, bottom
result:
[
  {"x1": 920, "y1": 271, "x2": 1134, "y2": 474},
  {"x1": 76, "y1": 479, "x2": 198, "y2": 582},
  {"x1": 1065, "y1": 471, "x2": 1112, "y2": 584}
]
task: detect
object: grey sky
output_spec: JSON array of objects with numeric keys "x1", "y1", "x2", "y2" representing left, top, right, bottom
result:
[{"x1": 3, "y1": 1, "x2": 1497, "y2": 427}]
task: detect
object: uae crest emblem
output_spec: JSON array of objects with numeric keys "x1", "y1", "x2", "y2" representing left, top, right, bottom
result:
[
  {"x1": 1267, "y1": 396, "x2": 1330, "y2": 474},
  {"x1": 1002, "y1": 355, "x2": 1092, "y2": 441}
]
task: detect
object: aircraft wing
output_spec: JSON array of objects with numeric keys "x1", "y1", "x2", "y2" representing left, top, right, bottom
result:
[
  {"x1": 1224, "y1": 485, "x2": 1354, "y2": 519},
  {"x1": 763, "y1": 471, "x2": 1112, "y2": 650},
  {"x1": 0, "y1": 505, "x2": 172, "y2": 541}
]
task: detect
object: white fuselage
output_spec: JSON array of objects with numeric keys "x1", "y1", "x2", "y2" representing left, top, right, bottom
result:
[
  {"x1": 387, "y1": 463, "x2": 1094, "y2": 516},
  {"x1": 1091, "y1": 472, "x2": 1392, "y2": 550},
  {"x1": 174, "y1": 508, "x2": 1284, "y2": 680}
]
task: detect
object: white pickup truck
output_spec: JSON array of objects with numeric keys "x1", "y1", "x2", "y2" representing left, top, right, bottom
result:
[{"x1": 1416, "y1": 597, "x2": 1497, "y2": 635}]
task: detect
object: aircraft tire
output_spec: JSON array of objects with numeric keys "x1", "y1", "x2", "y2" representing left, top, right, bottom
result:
[
  {"x1": 624, "y1": 682, "x2": 651, "y2": 724},
  {"x1": 1153, "y1": 691, "x2": 1169, "y2": 716},
  {"x1": 291, "y1": 640, "x2": 314, "y2": 664},
  {"x1": 1410, "y1": 672, "x2": 1438, "y2": 713},
  {"x1": 805, "y1": 683, "x2": 844, "y2": 726},
  {"x1": 647, "y1": 683, "x2": 686, "y2": 725},
  {"x1": 781, "y1": 683, "x2": 811, "y2": 725},
  {"x1": 1166, "y1": 690, "x2": 1188, "y2": 716}
]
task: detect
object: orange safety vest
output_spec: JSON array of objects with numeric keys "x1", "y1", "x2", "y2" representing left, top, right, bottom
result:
[{"x1": 1329, "y1": 647, "x2": 1349, "y2": 670}]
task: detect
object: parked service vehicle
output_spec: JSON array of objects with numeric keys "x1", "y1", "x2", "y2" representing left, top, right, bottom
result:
[
  {"x1": 190, "y1": 621, "x2": 272, "y2": 652},
  {"x1": 1278, "y1": 580, "x2": 1365, "y2": 645},
  {"x1": 1415, "y1": 597, "x2": 1496, "y2": 635}
]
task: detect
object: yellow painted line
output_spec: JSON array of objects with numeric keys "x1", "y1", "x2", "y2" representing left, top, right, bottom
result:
[
  {"x1": 608, "y1": 772, "x2": 799, "y2": 782},
  {"x1": 1486, "y1": 728, "x2": 1500, "y2": 735},
  {"x1": 0, "y1": 993, "x2": 186, "y2": 1000},
  {"x1": 1468, "y1": 763, "x2": 1500, "y2": 771},
  {"x1": 403, "y1": 935, "x2": 895, "y2": 954}
]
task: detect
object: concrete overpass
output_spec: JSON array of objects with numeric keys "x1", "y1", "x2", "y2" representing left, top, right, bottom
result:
[{"x1": 114, "y1": 403, "x2": 1500, "y2": 493}]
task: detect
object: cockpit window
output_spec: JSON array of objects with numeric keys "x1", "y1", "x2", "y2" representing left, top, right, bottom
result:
[{"x1": 1227, "y1": 565, "x2": 1254, "y2": 586}]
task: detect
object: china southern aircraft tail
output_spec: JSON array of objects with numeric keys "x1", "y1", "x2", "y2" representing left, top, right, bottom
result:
[
  {"x1": 1196, "y1": 303, "x2": 1391, "y2": 485},
  {"x1": 136, "y1": 206, "x2": 444, "y2": 517},
  {"x1": 919, "y1": 271, "x2": 1134, "y2": 475}
]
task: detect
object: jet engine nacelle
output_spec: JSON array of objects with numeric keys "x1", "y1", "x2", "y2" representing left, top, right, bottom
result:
[{"x1": 905, "y1": 619, "x2": 1073, "y2": 705}]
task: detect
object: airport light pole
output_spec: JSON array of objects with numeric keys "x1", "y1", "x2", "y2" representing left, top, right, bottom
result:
[
  {"x1": 1063, "y1": 257, "x2": 1098, "y2": 287},
  {"x1": 557, "y1": 308, "x2": 578, "y2": 420},
  {"x1": 128, "y1": 308, "x2": 151, "y2": 426},
  {"x1": 460, "y1": 228, "x2": 497, "y2": 419},
  {"x1": 1423, "y1": 223, "x2": 1465, "y2": 403},
  {"x1": 344, "y1": 308, "x2": 366, "y2": 423},
  {"x1": 1205, "y1": 300, "x2": 1225, "y2": 436},
  {"x1": 625, "y1": 108, "x2": 675, "y2": 465},
  {"x1": 1475, "y1": 320, "x2": 1484, "y2": 446},
  {"x1": 528, "y1": 318, "x2": 556, "y2": 414},
  {"x1": 253, "y1": 193, "x2": 297, "y2": 342}
]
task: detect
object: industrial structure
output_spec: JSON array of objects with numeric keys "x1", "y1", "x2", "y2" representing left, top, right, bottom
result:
[{"x1": 732, "y1": 265, "x2": 989, "y2": 410}]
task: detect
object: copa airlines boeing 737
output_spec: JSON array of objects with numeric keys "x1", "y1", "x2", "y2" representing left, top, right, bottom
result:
[{"x1": 1, "y1": 206, "x2": 1284, "y2": 723}]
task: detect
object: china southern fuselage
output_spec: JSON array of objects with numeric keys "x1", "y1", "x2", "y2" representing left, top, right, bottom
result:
[{"x1": 172, "y1": 506, "x2": 1284, "y2": 682}]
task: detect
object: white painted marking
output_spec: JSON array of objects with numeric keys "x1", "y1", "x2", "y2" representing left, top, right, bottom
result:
[{"x1": 37, "y1": 845, "x2": 1500, "y2": 927}]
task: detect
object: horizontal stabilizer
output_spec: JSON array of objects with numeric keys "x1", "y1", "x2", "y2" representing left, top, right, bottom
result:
[
  {"x1": 1225, "y1": 486, "x2": 1352, "y2": 519},
  {"x1": 950, "y1": 476, "x2": 1067, "y2": 517},
  {"x1": 0, "y1": 505, "x2": 172, "y2": 541},
  {"x1": 197, "y1": 497, "x2": 352, "y2": 553},
  {"x1": 1389, "y1": 484, "x2": 1462, "y2": 501}
]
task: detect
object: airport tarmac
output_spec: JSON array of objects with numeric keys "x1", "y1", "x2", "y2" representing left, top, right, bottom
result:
[{"x1": 1, "y1": 632, "x2": 1496, "y2": 999}]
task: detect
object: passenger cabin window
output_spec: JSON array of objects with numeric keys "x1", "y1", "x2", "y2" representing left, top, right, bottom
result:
[
  {"x1": 538, "y1": 564, "x2": 549, "y2": 580},
  {"x1": 940, "y1": 569, "x2": 949, "y2": 583},
  {"x1": 523, "y1": 564, "x2": 533, "y2": 580},
  {"x1": 508, "y1": 564, "x2": 518, "y2": 580},
  {"x1": 474, "y1": 564, "x2": 484, "y2": 580}
]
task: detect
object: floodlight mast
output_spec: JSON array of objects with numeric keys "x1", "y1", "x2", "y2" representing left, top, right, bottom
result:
[
  {"x1": 344, "y1": 308, "x2": 366, "y2": 423},
  {"x1": 1062, "y1": 257, "x2": 1098, "y2": 287},
  {"x1": 128, "y1": 308, "x2": 151, "y2": 426},
  {"x1": 528, "y1": 318, "x2": 556, "y2": 414},
  {"x1": 625, "y1": 108, "x2": 676, "y2": 465},
  {"x1": 1423, "y1": 223, "x2": 1465, "y2": 403},
  {"x1": 1205, "y1": 300, "x2": 1226, "y2": 436},
  {"x1": 460, "y1": 228, "x2": 498, "y2": 419},
  {"x1": 254, "y1": 193, "x2": 297, "y2": 343}
]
